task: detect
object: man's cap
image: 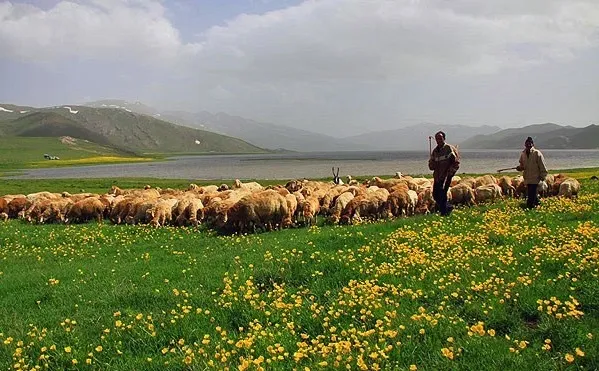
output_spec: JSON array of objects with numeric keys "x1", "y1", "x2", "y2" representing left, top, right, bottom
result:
[{"x1": 525, "y1": 136, "x2": 534, "y2": 143}]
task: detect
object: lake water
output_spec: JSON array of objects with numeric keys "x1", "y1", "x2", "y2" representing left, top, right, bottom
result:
[{"x1": 6, "y1": 150, "x2": 599, "y2": 180}]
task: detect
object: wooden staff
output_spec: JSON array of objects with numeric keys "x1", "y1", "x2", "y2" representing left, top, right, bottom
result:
[
  {"x1": 428, "y1": 136, "x2": 432, "y2": 155},
  {"x1": 497, "y1": 166, "x2": 518, "y2": 173}
]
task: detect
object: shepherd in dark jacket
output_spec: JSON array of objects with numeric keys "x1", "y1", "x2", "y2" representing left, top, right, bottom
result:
[{"x1": 428, "y1": 131, "x2": 460, "y2": 216}]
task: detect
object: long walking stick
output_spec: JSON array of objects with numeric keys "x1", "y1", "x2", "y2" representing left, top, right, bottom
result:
[
  {"x1": 497, "y1": 166, "x2": 518, "y2": 173},
  {"x1": 428, "y1": 136, "x2": 432, "y2": 155}
]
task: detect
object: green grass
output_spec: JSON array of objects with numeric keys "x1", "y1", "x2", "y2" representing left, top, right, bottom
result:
[
  {"x1": 0, "y1": 137, "x2": 151, "y2": 174},
  {"x1": 1, "y1": 170, "x2": 599, "y2": 370}
]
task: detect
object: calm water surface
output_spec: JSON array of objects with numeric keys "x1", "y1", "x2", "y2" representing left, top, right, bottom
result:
[{"x1": 6, "y1": 150, "x2": 599, "y2": 180}]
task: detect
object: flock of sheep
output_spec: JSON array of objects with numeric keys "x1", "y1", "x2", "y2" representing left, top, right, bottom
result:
[{"x1": 0, "y1": 173, "x2": 581, "y2": 233}]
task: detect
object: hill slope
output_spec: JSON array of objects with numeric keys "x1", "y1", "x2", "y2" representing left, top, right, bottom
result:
[
  {"x1": 461, "y1": 123, "x2": 599, "y2": 149},
  {"x1": 0, "y1": 104, "x2": 266, "y2": 154}
]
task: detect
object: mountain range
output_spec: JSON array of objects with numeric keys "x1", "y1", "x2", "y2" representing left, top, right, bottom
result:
[
  {"x1": 460, "y1": 123, "x2": 599, "y2": 149},
  {"x1": 85, "y1": 100, "x2": 503, "y2": 151},
  {"x1": 1, "y1": 100, "x2": 596, "y2": 154},
  {"x1": 0, "y1": 103, "x2": 264, "y2": 154}
]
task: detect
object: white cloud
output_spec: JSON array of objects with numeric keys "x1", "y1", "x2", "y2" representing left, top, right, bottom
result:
[
  {"x1": 193, "y1": 0, "x2": 599, "y2": 81},
  {"x1": 2, "y1": 0, "x2": 597, "y2": 75},
  {"x1": 0, "y1": 0, "x2": 198, "y2": 62}
]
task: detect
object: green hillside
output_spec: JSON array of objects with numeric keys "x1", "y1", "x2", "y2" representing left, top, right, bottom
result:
[
  {"x1": 0, "y1": 137, "x2": 144, "y2": 173},
  {"x1": 0, "y1": 104, "x2": 266, "y2": 154},
  {"x1": 460, "y1": 123, "x2": 599, "y2": 149}
]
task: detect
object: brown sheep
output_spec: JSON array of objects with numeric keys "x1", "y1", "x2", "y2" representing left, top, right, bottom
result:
[
  {"x1": 474, "y1": 175, "x2": 497, "y2": 188},
  {"x1": 7, "y1": 197, "x2": 29, "y2": 219},
  {"x1": 218, "y1": 190, "x2": 288, "y2": 233},
  {"x1": 283, "y1": 193, "x2": 298, "y2": 227},
  {"x1": 340, "y1": 188, "x2": 389, "y2": 224},
  {"x1": 558, "y1": 178, "x2": 580, "y2": 198},
  {"x1": 148, "y1": 198, "x2": 179, "y2": 227},
  {"x1": 475, "y1": 184, "x2": 503, "y2": 203},
  {"x1": 449, "y1": 184, "x2": 476, "y2": 206},
  {"x1": 0, "y1": 198, "x2": 7, "y2": 215},
  {"x1": 497, "y1": 176, "x2": 516, "y2": 198},
  {"x1": 175, "y1": 198, "x2": 205, "y2": 227},
  {"x1": 65, "y1": 197, "x2": 106, "y2": 224},
  {"x1": 385, "y1": 189, "x2": 410, "y2": 218},
  {"x1": 327, "y1": 192, "x2": 355, "y2": 224},
  {"x1": 302, "y1": 196, "x2": 321, "y2": 227}
]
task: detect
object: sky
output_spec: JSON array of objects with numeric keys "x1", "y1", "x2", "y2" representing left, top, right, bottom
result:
[{"x1": 0, "y1": 0, "x2": 598, "y2": 136}]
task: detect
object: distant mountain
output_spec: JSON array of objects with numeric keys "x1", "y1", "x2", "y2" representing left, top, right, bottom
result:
[
  {"x1": 84, "y1": 99, "x2": 160, "y2": 117},
  {"x1": 159, "y1": 111, "x2": 371, "y2": 152},
  {"x1": 460, "y1": 123, "x2": 599, "y2": 149},
  {"x1": 0, "y1": 103, "x2": 266, "y2": 154},
  {"x1": 343, "y1": 123, "x2": 502, "y2": 151}
]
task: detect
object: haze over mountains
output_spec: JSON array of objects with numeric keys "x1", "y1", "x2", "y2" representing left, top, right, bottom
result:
[
  {"x1": 1, "y1": 99, "x2": 596, "y2": 155},
  {"x1": 85, "y1": 100, "x2": 503, "y2": 151},
  {"x1": 86, "y1": 100, "x2": 598, "y2": 151}
]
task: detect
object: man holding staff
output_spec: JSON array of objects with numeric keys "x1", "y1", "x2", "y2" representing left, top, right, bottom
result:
[
  {"x1": 516, "y1": 136, "x2": 548, "y2": 209},
  {"x1": 428, "y1": 131, "x2": 460, "y2": 216}
]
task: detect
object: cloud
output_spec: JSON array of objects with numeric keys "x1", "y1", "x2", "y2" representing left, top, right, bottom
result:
[
  {"x1": 0, "y1": 0, "x2": 198, "y2": 62},
  {"x1": 194, "y1": 0, "x2": 599, "y2": 81}
]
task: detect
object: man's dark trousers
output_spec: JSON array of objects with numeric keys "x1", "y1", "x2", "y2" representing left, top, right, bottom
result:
[
  {"x1": 433, "y1": 181, "x2": 452, "y2": 216},
  {"x1": 527, "y1": 184, "x2": 539, "y2": 209}
]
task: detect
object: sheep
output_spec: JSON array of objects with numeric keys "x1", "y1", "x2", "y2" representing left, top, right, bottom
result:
[
  {"x1": 551, "y1": 174, "x2": 568, "y2": 196},
  {"x1": 346, "y1": 175, "x2": 359, "y2": 186},
  {"x1": 385, "y1": 188, "x2": 409, "y2": 218},
  {"x1": 0, "y1": 198, "x2": 7, "y2": 215},
  {"x1": 558, "y1": 178, "x2": 580, "y2": 198},
  {"x1": 218, "y1": 190, "x2": 288, "y2": 233},
  {"x1": 537, "y1": 180, "x2": 549, "y2": 198},
  {"x1": 64, "y1": 198, "x2": 105, "y2": 224},
  {"x1": 327, "y1": 191, "x2": 355, "y2": 224},
  {"x1": 475, "y1": 184, "x2": 503, "y2": 203},
  {"x1": 498, "y1": 176, "x2": 516, "y2": 198},
  {"x1": 474, "y1": 175, "x2": 498, "y2": 188},
  {"x1": 285, "y1": 179, "x2": 304, "y2": 193},
  {"x1": 406, "y1": 190, "x2": 418, "y2": 216},
  {"x1": 26, "y1": 191, "x2": 61, "y2": 202},
  {"x1": 449, "y1": 184, "x2": 476, "y2": 206},
  {"x1": 232, "y1": 179, "x2": 264, "y2": 192},
  {"x1": 147, "y1": 198, "x2": 179, "y2": 227},
  {"x1": 458, "y1": 177, "x2": 477, "y2": 189},
  {"x1": 302, "y1": 196, "x2": 321, "y2": 226},
  {"x1": 283, "y1": 193, "x2": 298, "y2": 227},
  {"x1": 124, "y1": 199, "x2": 156, "y2": 225},
  {"x1": 7, "y1": 197, "x2": 29, "y2": 219},
  {"x1": 175, "y1": 198, "x2": 205, "y2": 227},
  {"x1": 1, "y1": 194, "x2": 25, "y2": 203},
  {"x1": 340, "y1": 188, "x2": 389, "y2": 224},
  {"x1": 369, "y1": 176, "x2": 406, "y2": 190},
  {"x1": 450, "y1": 175, "x2": 462, "y2": 187},
  {"x1": 511, "y1": 176, "x2": 525, "y2": 198}
]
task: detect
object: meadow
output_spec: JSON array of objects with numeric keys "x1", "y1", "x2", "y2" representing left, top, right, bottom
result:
[
  {"x1": 1, "y1": 169, "x2": 598, "y2": 370},
  {"x1": 0, "y1": 137, "x2": 154, "y2": 177}
]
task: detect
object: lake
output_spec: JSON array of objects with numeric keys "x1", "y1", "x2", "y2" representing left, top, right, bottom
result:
[{"x1": 6, "y1": 150, "x2": 599, "y2": 180}]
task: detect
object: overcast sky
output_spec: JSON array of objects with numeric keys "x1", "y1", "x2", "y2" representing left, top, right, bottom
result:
[{"x1": 1, "y1": 0, "x2": 598, "y2": 136}]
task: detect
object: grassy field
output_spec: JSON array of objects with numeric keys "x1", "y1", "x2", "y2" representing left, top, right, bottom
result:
[
  {"x1": 1, "y1": 170, "x2": 599, "y2": 370},
  {"x1": 0, "y1": 137, "x2": 153, "y2": 176}
]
